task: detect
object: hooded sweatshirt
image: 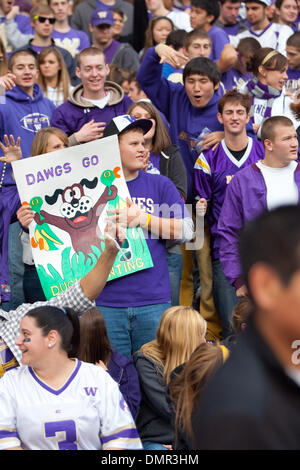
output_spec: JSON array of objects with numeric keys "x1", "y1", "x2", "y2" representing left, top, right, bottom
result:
[
  {"x1": 50, "y1": 80, "x2": 132, "y2": 146},
  {"x1": 0, "y1": 83, "x2": 55, "y2": 186}
]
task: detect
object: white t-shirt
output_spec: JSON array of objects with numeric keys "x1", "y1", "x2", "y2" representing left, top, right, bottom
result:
[
  {"x1": 230, "y1": 22, "x2": 294, "y2": 56},
  {"x1": 0, "y1": 360, "x2": 142, "y2": 450},
  {"x1": 256, "y1": 160, "x2": 299, "y2": 210},
  {"x1": 81, "y1": 92, "x2": 111, "y2": 109}
]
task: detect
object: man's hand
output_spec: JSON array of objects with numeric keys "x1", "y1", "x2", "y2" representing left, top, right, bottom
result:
[
  {"x1": 106, "y1": 198, "x2": 144, "y2": 228},
  {"x1": 17, "y1": 202, "x2": 35, "y2": 229},
  {"x1": 155, "y1": 44, "x2": 188, "y2": 69},
  {"x1": 74, "y1": 120, "x2": 106, "y2": 143},
  {"x1": 0, "y1": 72, "x2": 16, "y2": 91},
  {"x1": 201, "y1": 131, "x2": 224, "y2": 150},
  {"x1": 196, "y1": 198, "x2": 207, "y2": 217},
  {"x1": 0, "y1": 134, "x2": 22, "y2": 163},
  {"x1": 216, "y1": 44, "x2": 238, "y2": 73},
  {"x1": 6, "y1": 5, "x2": 19, "y2": 20},
  {"x1": 236, "y1": 284, "x2": 248, "y2": 298}
]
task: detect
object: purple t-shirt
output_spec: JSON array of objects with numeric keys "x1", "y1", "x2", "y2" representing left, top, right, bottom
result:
[
  {"x1": 208, "y1": 25, "x2": 229, "y2": 62},
  {"x1": 96, "y1": 170, "x2": 187, "y2": 307},
  {"x1": 221, "y1": 67, "x2": 252, "y2": 91},
  {"x1": 103, "y1": 40, "x2": 121, "y2": 64},
  {"x1": 194, "y1": 137, "x2": 264, "y2": 259},
  {"x1": 147, "y1": 151, "x2": 161, "y2": 174},
  {"x1": 52, "y1": 28, "x2": 90, "y2": 57}
]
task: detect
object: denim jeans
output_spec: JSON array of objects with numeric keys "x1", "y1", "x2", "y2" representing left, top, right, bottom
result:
[
  {"x1": 166, "y1": 251, "x2": 182, "y2": 306},
  {"x1": 23, "y1": 267, "x2": 46, "y2": 303},
  {"x1": 212, "y1": 259, "x2": 239, "y2": 338},
  {"x1": 97, "y1": 302, "x2": 171, "y2": 357},
  {"x1": 8, "y1": 222, "x2": 25, "y2": 309},
  {"x1": 143, "y1": 441, "x2": 168, "y2": 450}
]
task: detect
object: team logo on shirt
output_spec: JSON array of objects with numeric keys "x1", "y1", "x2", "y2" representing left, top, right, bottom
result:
[
  {"x1": 84, "y1": 387, "x2": 98, "y2": 396},
  {"x1": 120, "y1": 397, "x2": 130, "y2": 413},
  {"x1": 20, "y1": 113, "x2": 51, "y2": 133}
]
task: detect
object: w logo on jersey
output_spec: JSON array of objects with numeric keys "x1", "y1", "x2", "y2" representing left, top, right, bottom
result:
[{"x1": 84, "y1": 387, "x2": 98, "y2": 396}]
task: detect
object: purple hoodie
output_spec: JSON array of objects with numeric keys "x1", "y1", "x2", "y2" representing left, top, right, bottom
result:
[
  {"x1": 218, "y1": 162, "x2": 300, "y2": 289},
  {"x1": 51, "y1": 81, "x2": 132, "y2": 145}
]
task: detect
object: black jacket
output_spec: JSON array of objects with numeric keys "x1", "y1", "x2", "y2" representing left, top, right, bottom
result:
[
  {"x1": 191, "y1": 318, "x2": 300, "y2": 450},
  {"x1": 159, "y1": 144, "x2": 187, "y2": 202},
  {"x1": 134, "y1": 352, "x2": 174, "y2": 444}
]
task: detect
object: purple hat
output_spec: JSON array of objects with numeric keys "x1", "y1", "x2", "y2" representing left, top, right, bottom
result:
[{"x1": 90, "y1": 9, "x2": 114, "y2": 27}]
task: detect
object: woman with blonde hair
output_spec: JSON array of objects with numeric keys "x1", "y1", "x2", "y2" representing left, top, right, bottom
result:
[
  {"x1": 134, "y1": 305, "x2": 207, "y2": 450},
  {"x1": 37, "y1": 47, "x2": 72, "y2": 106}
]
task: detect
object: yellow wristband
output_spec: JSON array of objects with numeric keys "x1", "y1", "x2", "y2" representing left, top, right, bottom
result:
[{"x1": 141, "y1": 213, "x2": 151, "y2": 228}]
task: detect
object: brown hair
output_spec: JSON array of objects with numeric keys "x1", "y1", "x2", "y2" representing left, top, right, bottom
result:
[
  {"x1": 30, "y1": 3, "x2": 55, "y2": 21},
  {"x1": 184, "y1": 28, "x2": 212, "y2": 50},
  {"x1": 247, "y1": 47, "x2": 287, "y2": 76},
  {"x1": 77, "y1": 307, "x2": 112, "y2": 365},
  {"x1": 8, "y1": 49, "x2": 37, "y2": 70},
  {"x1": 169, "y1": 342, "x2": 224, "y2": 444},
  {"x1": 30, "y1": 127, "x2": 69, "y2": 156},
  {"x1": 139, "y1": 306, "x2": 207, "y2": 385},
  {"x1": 260, "y1": 115, "x2": 294, "y2": 144},
  {"x1": 141, "y1": 16, "x2": 174, "y2": 60},
  {"x1": 127, "y1": 101, "x2": 171, "y2": 153},
  {"x1": 37, "y1": 47, "x2": 71, "y2": 102},
  {"x1": 218, "y1": 89, "x2": 251, "y2": 114},
  {"x1": 232, "y1": 297, "x2": 254, "y2": 333}
]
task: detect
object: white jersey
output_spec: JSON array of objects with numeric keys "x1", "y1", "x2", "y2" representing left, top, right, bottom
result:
[
  {"x1": 230, "y1": 22, "x2": 294, "y2": 56},
  {"x1": 0, "y1": 360, "x2": 142, "y2": 450}
]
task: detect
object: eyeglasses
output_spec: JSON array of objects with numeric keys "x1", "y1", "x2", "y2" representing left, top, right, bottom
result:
[{"x1": 33, "y1": 16, "x2": 56, "y2": 24}]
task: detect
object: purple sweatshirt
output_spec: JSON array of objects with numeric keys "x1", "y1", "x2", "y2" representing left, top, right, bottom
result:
[
  {"x1": 218, "y1": 162, "x2": 300, "y2": 289},
  {"x1": 51, "y1": 81, "x2": 132, "y2": 144}
]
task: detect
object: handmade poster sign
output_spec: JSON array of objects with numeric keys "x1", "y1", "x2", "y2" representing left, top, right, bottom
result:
[{"x1": 12, "y1": 135, "x2": 153, "y2": 299}]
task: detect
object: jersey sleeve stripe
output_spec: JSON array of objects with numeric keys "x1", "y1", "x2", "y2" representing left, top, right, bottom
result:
[
  {"x1": 194, "y1": 154, "x2": 211, "y2": 175},
  {"x1": 100, "y1": 426, "x2": 140, "y2": 445}
]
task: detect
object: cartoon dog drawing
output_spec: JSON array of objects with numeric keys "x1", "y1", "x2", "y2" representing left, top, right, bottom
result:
[{"x1": 33, "y1": 169, "x2": 120, "y2": 256}]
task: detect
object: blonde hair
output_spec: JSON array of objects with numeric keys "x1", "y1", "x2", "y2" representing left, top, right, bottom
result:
[
  {"x1": 140, "y1": 306, "x2": 207, "y2": 384},
  {"x1": 37, "y1": 47, "x2": 71, "y2": 103},
  {"x1": 31, "y1": 127, "x2": 69, "y2": 156}
]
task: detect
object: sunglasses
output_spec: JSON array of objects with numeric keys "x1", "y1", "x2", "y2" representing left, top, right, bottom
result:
[{"x1": 34, "y1": 16, "x2": 56, "y2": 24}]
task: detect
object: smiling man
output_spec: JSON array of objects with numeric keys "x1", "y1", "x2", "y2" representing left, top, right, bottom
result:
[
  {"x1": 51, "y1": 46, "x2": 132, "y2": 146},
  {"x1": 193, "y1": 90, "x2": 264, "y2": 338},
  {"x1": 218, "y1": 116, "x2": 300, "y2": 300}
]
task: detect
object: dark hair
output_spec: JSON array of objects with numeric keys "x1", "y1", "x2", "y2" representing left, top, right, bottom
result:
[
  {"x1": 183, "y1": 28, "x2": 211, "y2": 50},
  {"x1": 141, "y1": 16, "x2": 174, "y2": 60},
  {"x1": 219, "y1": 0, "x2": 242, "y2": 4},
  {"x1": 239, "y1": 205, "x2": 300, "y2": 293},
  {"x1": 77, "y1": 307, "x2": 112, "y2": 365},
  {"x1": 25, "y1": 306, "x2": 80, "y2": 357},
  {"x1": 260, "y1": 115, "x2": 294, "y2": 143},
  {"x1": 166, "y1": 29, "x2": 188, "y2": 51},
  {"x1": 127, "y1": 100, "x2": 171, "y2": 153},
  {"x1": 8, "y1": 49, "x2": 37, "y2": 70},
  {"x1": 232, "y1": 297, "x2": 254, "y2": 333},
  {"x1": 275, "y1": 0, "x2": 297, "y2": 8},
  {"x1": 191, "y1": 0, "x2": 220, "y2": 23},
  {"x1": 237, "y1": 37, "x2": 261, "y2": 58},
  {"x1": 110, "y1": 7, "x2": 125, "y2": 19},
  {"x1": 247, "y1": 47, "x2": 287, "y2": 75},
  {"x1": 183, "y1": 57, "x2": 221, "y2": 85},
  {"x1": 218, "y1": 89, "x2": 251, "y2": 114},
  {"x1": 287, "y1": 31, "x2": 300, "y2": 50}
]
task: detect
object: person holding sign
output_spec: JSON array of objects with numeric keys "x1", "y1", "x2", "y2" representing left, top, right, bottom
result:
[
  {"x1": 96, "y1": 115, "x2": 194, "y2": 358},
  {"x1": 0, "y1": 206, "x2": 126, "y2": 380}
]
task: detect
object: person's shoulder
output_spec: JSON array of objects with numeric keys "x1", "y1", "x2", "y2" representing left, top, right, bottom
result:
[{"x1": 0, "y1": 365, "x2": 28, "y2": 386}]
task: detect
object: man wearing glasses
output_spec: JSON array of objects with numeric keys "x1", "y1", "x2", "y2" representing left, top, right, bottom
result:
[{"x1": 5, "y1": 3, "x2": 78, "y2": 85}]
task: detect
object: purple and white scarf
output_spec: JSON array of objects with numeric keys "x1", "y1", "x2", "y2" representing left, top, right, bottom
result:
[{"x1": 245, "y1": 78, "x2": 282, "y2": 123}]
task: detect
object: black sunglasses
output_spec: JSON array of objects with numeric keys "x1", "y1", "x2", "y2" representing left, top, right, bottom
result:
[{"x1": 34, "y1": 15, "x2": 56, "y2": 24}]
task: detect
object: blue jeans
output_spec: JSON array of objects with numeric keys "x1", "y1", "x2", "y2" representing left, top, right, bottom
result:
[
  {"x1": 212, "y1": 259, "x2": 239, "y2": 338},
  {"x1": 166, "y1": 251, "x2": 182, "y2": 306},
  {"x1": 8, "y1": 222, "x2": 25, "y2": 309},
  {"x1": 97, "y1": 302, "x2": 171, "y2": 357},
  {"x1": 143, "y1": 441, "x2": 168, "y2": 450}
]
